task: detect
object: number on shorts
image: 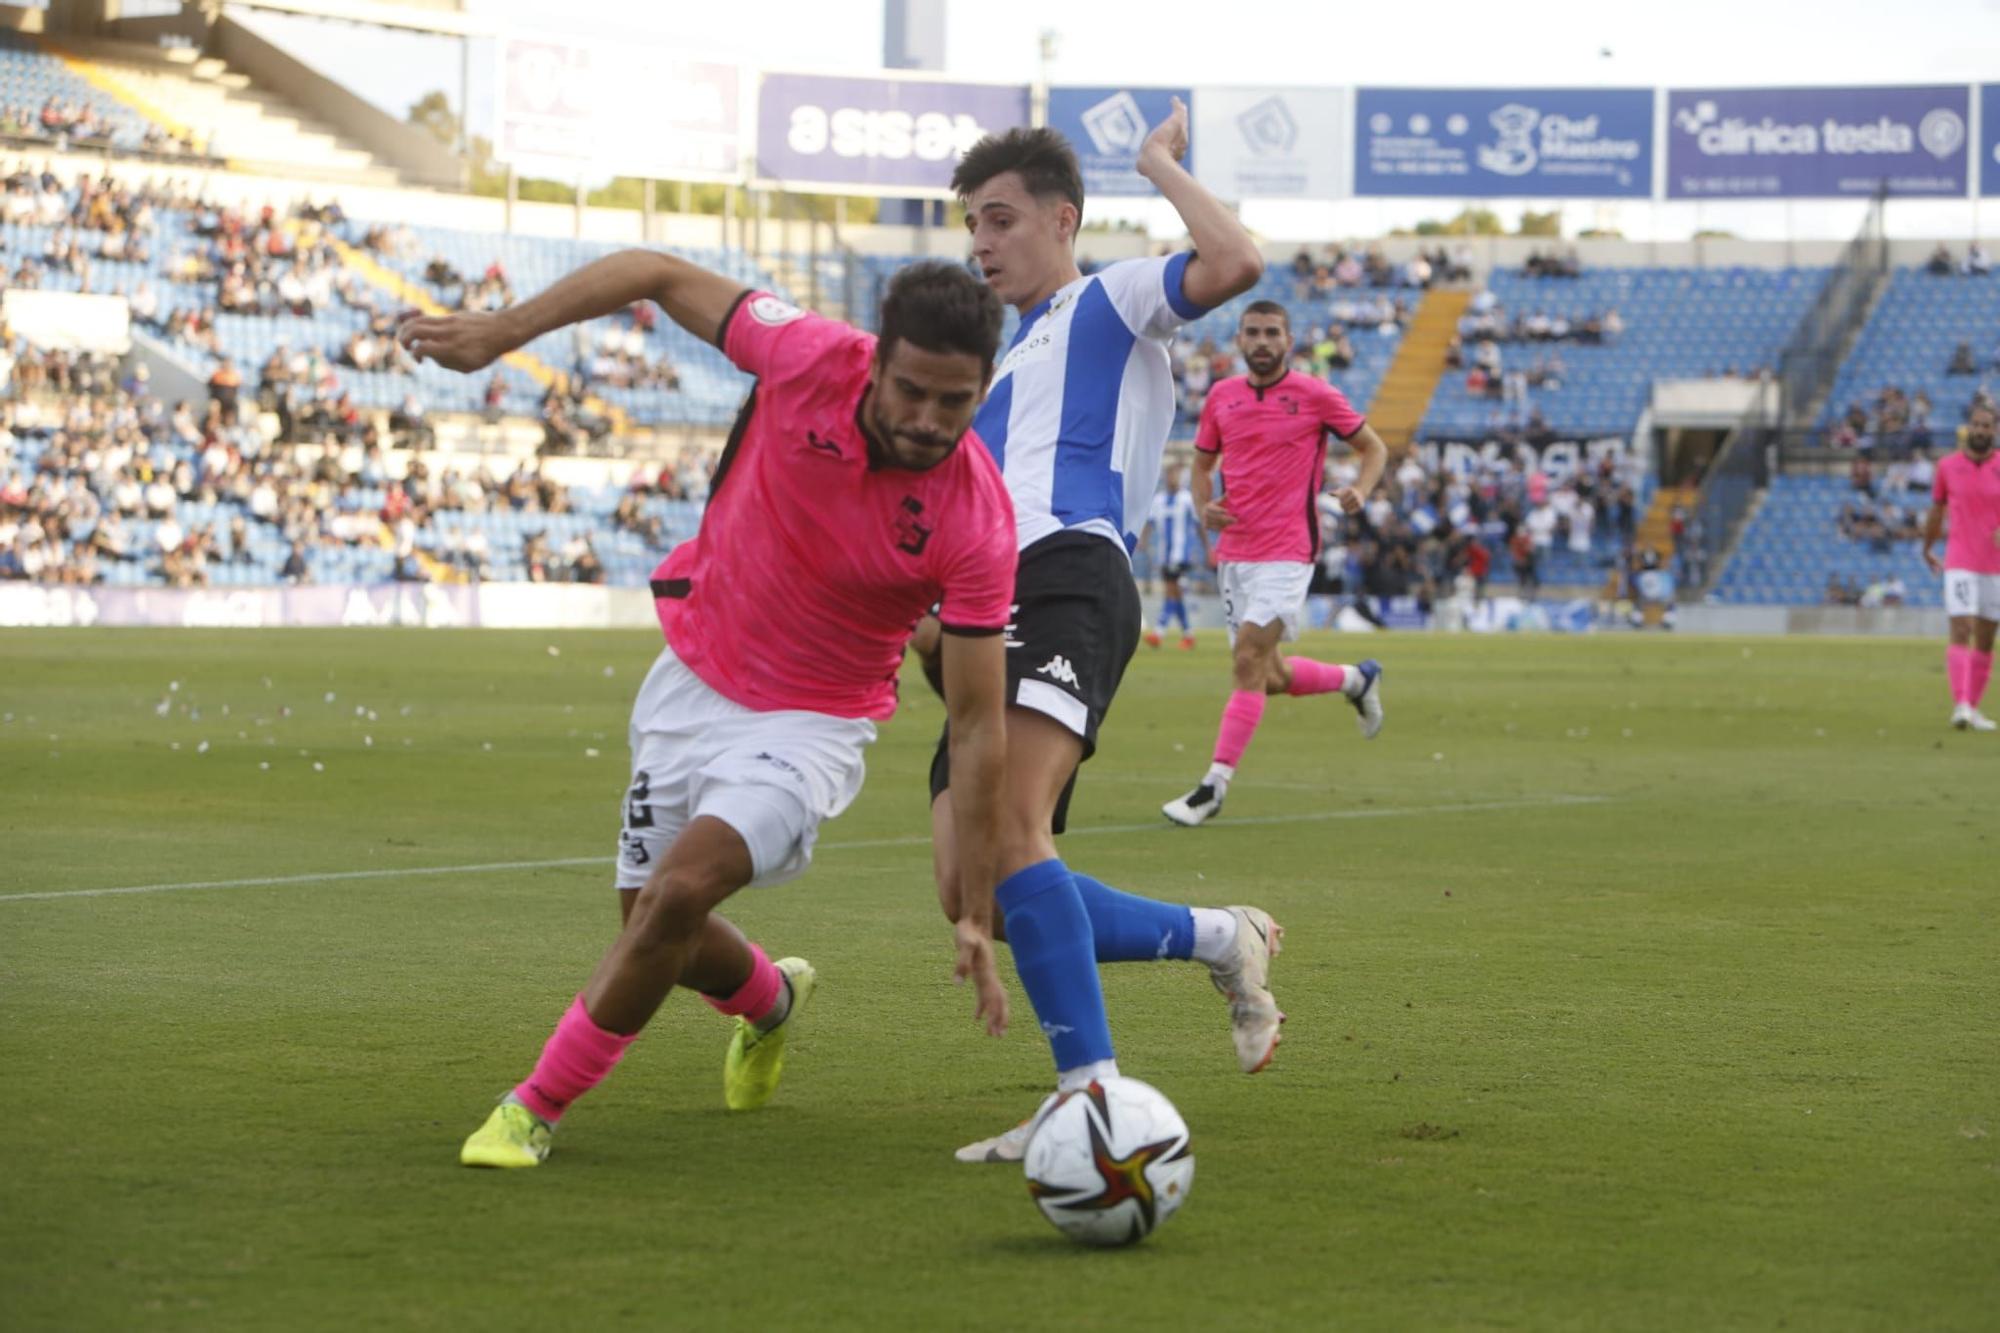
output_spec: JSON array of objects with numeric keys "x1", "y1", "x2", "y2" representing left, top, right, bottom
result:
[
  {"x1": 625, "y1": 771, "x2": 654, "y2": 828},
  {"x1": 1948, "y1": 577, "x2": 1974, "y2": 615}
]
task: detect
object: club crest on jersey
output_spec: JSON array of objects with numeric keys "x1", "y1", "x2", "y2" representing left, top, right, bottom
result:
[
  {"x1": 894, "y1": 496, "x2": 932, "y2": 556},
  {"x1": 748, "y1": 295, "x2": 806, "y2": 326},
  {"x1": 1281, "y1": 396, "x2": 1298, "y2": 414}
]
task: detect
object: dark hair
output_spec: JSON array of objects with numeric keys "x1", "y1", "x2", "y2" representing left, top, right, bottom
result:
[
  {"x1": 878, "y1": 261, "x2": 1006, "y2": 376},
  {"x1": 950, "y1": 127, "x2": 1084, "y2": 219},
  {"x1": 1241, "y1": 299, "x2": 1291, "y2": 330}
]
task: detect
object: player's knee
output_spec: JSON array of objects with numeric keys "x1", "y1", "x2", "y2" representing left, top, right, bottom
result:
[
  {"x1": 629, "y1": 865, "x2": 732, "y2": 947},
  {"x1": 1231, "y1": 646, "x2": 1266, "y2": 691}
]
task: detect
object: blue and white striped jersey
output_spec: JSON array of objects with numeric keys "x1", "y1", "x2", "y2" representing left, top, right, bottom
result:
[
  {"x1": 1148, "y1": 487, "x2": 1201, "y2": 566},
  {"x1": 971, "y1": 253, "x2": 1209, "y2": 555}
]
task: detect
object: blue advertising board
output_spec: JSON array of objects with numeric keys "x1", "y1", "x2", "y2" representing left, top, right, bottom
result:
[
  {"x1": 1983, "y1": 84, "x2": 2000, "y2": 197},
  {"x1": 1355, "y1": 88, "x2": 1653, "y2": 197},
  {"x1": 755, "y1": 72, "x2": 1029, "y2": 195},
  {"x1": 1666, "y1": 85, "x2": 1970, "y2": 198},
  {"x1": 1048, "y1": 87, "x2": 1192, "y2": 197}
]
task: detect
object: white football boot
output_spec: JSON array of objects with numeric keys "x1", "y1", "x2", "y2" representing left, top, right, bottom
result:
[{"x1": 1208, "y1": 906, "x2": 1285, "y2": 1074}]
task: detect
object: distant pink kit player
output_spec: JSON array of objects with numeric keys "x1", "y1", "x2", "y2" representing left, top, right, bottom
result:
[
  {"x1": 399, "y1": 251, "x2": 1020, "y2": 1168},
  {"x1": 1922, "y1": 401, "x2": 2000, "y2": 732},
  {"x1": 1164, "y1": 300, "x2": 1390, "y2": 827}
]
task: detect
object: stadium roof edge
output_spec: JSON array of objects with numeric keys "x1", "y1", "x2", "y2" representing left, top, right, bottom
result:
[{"x1": 221, "y1": 0, "x2": 496, "y2": 38}]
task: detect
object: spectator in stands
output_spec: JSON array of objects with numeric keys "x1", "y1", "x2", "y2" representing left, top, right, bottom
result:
[
  {"x1": 1967, "y1": 243, "x2": 1991, "y2": 277},
  {"x1": 1927, "y1": 242, "x2": 1954, "y2": 276},
  {"x1": 1948, "y1": 341, "x2": 1977, "y2": 375},
  {"x1": 280, "y1": 540, "x2": 310, "y2": 584},
  {"x1": 1507, "y1": 524, "x2": 1538, "y2": 597}
]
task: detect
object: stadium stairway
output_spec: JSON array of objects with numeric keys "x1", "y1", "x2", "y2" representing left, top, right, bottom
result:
[
  {"x1": 318, "y1": 226, "x2": 631, "y2": 435},
  {"x1": 1637, "y1": 484, "x2": 1695, "y2": 565},
  {"x1": 1366, "y1": 287, "x2": 1469, "y2": 452}
]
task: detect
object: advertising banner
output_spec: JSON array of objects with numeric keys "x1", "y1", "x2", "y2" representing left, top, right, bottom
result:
[
  {"x1": 1665, "y1": 85, "x2": 1970, "y2": 198},
  {"x1": 1983, "y1": 84, "x2": 2000, "y2": 197},
  {"x1": 755, "y1": 71, "x2": 1028, "y2": 195},
  {"x1": 1414, "y1": 434, "x2": 1635, "y2": 482},
  {"x1": 1354, "y1": 87, "x2": 1652, "y2": 197},
  {"x1": 1047, "y1": 87, "x2": 1192, "y2": 197},
  {"x1": 497, "y1": 35, "x2": 741, "y2": 182},
  {"x1": 1192, "y1": 86, "x2": 1349, "y2": 200}
]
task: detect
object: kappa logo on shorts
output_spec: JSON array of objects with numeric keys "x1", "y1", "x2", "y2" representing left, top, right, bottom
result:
[{"x1": 1036, "y1": 654, "x2": 1082, "y2": 688}]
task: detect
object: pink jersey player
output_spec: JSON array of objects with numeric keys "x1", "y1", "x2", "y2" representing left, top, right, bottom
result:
[
  {"x1": 1166, "y1": 302, "x2": 1389, "y2": 831},
  {"x1": 400, "y1": 253, "x2": 1021, "y2": 1170},
  {"x1": 1924, "y1": 404, "x2": 2000, "y2": 730}
]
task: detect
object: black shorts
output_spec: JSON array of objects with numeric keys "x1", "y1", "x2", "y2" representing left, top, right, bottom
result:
[
  {"x1": 930, "y1": 530, "x2": 1142, "y2": 834},
  {"x1": 1158, "y1": 562, "x2": 1191, "y2": 582}
]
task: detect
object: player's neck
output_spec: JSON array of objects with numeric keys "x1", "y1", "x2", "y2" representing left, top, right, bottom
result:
[
  {"x1": 1247, "y1": 366, "x2": 1288, "y2": 390},
  {"x1": 1016, "y1": 259, "x2": 1082, "y2": 316}
]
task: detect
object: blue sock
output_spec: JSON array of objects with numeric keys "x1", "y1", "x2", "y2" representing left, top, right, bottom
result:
[
  {"x1": 1172, "y1": 598, "x2": 1190, "y2": 631},
  {"x1": 1070, "y1": 872, "x2": 1194, "y2": 962},
  {"x1": 1156, "y1": 601, "x2": 1173, "y2": 630},
  {"x1": 995, "y1": 860, "x2": 1115, "y2": 1072}
]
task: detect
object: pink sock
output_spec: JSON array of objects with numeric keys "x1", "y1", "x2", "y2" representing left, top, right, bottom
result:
[
  {"x1": 1972, "y1": 651, "x2": 1994, "y2": 707},
  {"x1": 513, "y1": 994, "x2": 639, "y2": 1123},
  {"x1": 701, "y1": 942, "x2": 783, "y2": 1022},
  {"x1": 1948, "y1": 645, "x2": 1974, "y2": 705},
  {"x1": 1212, "y1": 689, "x2": 1267, "y2": 767},
  {"x1": 1285, "y1": 658, "x2": 1348, "y2": 697}
]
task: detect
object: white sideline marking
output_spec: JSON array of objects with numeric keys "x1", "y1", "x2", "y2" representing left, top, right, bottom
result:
[{"x1": 1, "y1": 795, "x2": 1606, "y2": 905}]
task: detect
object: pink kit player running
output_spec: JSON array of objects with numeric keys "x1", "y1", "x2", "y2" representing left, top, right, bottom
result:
[
  {"x1": 1923, "y1": 402, "x2": 2000, "y2": 731},
  {"x1": 400, "y1": 253, "x2": 1019, "y2": 1168},
  {"x1": 1164, "y1": 300, "x2": 1391, "y2": 828}
]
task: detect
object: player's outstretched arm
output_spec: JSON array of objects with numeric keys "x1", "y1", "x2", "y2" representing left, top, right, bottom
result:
[
  {"x1": 1136, "y1": 96, "x2": 1263, "y2": 310},
  {"x1": 940, "y1": 631, "x2": 1009, "y2": 1038},
  {"x1": 398, "y1": 250, "x2": 744, "y2": 372}
]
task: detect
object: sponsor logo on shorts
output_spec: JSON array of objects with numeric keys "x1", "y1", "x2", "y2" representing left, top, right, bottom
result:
[
  {"x1": 620, "y1": 831, "x2": 651, "y2": 867},
  {"x1": 753, "y1": 751, "x2": 807, "y2": 784},
  {"x1": 1036, "y1": 654, "x2": 1082, "y2": 689}
]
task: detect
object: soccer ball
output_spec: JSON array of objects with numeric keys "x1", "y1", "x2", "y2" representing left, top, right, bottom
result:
[{"x1": 1023, "y1": 1077, "x2": 1194, "y2": 1246}]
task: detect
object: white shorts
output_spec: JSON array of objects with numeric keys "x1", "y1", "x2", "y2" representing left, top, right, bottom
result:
[
  {"x1": 615, "y1": 645, "x2": 875, "y2": 891},
  {"x1": 1943, "y1": 569, "x2": 2000, "y2": 621},
  {"x1": 1220, "y1": 561, "x2": 1314, "y2": 643}
]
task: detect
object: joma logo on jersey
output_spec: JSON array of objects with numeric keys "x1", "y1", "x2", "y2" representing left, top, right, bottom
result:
[
  {"x1": 893, "y1": 496, "x2": 932, "y2": 555},
  {"x1": 1036, "y1": 655, "x2": 1081, "y2": 688}
]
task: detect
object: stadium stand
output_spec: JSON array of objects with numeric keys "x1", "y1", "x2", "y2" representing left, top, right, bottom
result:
[
  {"x1": 1421, "y1": 265, "x2": 1829, "y2": 439},
  {"x1": 1816, "y1": 263, "x2": 2000, "y2": 449},
  {"x1": 1709, "y1": 472, "x2": 1932, "y2": 608}
]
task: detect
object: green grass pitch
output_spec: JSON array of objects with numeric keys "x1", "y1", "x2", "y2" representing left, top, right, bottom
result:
[{"x1": 2, "y1": 628, "x2": 1995, "y2": 1331}]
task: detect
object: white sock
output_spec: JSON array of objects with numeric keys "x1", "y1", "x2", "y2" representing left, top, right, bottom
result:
[
  {"x1": 1203, "y1": 761, "x2": 1235, "y2": 789},
  {"x1": 1056, "y1": 1058, "x2": 1120, "y2": 1092},
  {"x1": 1340, "y1": 666, "x2": 1365, "y2": 698},
  {"x1": 1190, "y1": 907, "x2": 1238, "y2": 965}
]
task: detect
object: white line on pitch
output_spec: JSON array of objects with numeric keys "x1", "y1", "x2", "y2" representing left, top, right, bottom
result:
[{"x1": 0, "y1": 795, "x2": 1606, "y2": 905}]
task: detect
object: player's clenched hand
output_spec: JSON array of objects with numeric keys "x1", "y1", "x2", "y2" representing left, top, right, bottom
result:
[
  {"x1": 1202, "y1": 500, "x2": 1235, "y2": 531},
  {"x1": 1923, "y1": 547, "x2": 1944, "y2": 575},
  {"x1": 396, "y1": 311, "x2": 516, "y2": 373},
  {"x1": 1138, "y1": 95, "x2": 1190, "y2": 171},
  {"x1": 1332, "y1": 486, "x2": 1365, "y2": 515},
  {"x1": 953, "y1": 919, "x2": 1009, "y2": 1037}
]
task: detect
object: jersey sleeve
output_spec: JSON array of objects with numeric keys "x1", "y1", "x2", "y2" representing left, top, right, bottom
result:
[
  {"x1": 1931, "y1": 463, "x2": 1950, "y2": 506},
  {"x1": 1315, "y1": 381, "x2": 1368, "y2": 440},
  {"x1": 719, "y1": 290, "x2": 847, "y2": 382},
  {"x1": 1096, "y1": 253, "x2": 1213, "y2": 340},
  {"x1": 1193, "y1": 388, "x2": 1225, "y2": 454},
  {"x1": 934, "y1": 474, "x2": 1017, "y2": 635}
]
